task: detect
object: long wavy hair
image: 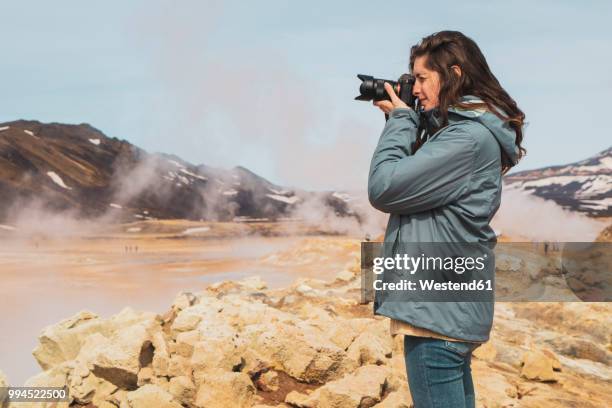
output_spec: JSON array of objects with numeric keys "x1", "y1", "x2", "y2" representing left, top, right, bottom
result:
[{"x1": 409, "y1": 31, "x2": 526, "y2": 174}]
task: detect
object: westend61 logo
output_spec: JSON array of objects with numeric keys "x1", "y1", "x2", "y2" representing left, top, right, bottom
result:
[
  {"x1": 372, "y1": 253, "x2": 488, "y2": 275},
  {"x1": 360, "y1": 242, "x2": 612, "y2": 303},
  {"x1": 361, "y1": 242, "x2": 497, "y2": 302}
]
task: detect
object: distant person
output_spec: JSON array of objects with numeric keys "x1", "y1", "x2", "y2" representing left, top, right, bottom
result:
[
  {"x1": 368, "y1": 31, "x2": 525, "y2": 407},
  {"x1": 544, "y1": 241, "x2": 549, "y2": 255}
]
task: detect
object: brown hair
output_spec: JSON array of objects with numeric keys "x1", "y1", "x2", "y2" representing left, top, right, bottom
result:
[{"x1": 410, "y1": 31, "x2": 526, "y2": 174}]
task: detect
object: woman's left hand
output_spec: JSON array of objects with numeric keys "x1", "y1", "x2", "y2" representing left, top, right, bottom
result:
[{"x1": 373, "y1": 82, "x2": 410, "y2": 114}]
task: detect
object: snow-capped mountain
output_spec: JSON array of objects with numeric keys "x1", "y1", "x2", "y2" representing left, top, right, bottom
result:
[
  {"x1": 0, "y1": 120, "x2": 357, "y2": 223},
  {"x1": 504, "y1": 147, "x2": 612, "y2": 217}
]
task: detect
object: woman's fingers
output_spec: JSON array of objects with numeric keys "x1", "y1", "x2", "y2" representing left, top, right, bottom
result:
[
  {"x1": 371, "y1": 82, "x2": 409, "y2": 113},
  {"x1": 384, "y1": 82, "x2": 400, "y2": 104},
  {"x1": 384, "y1": 82, "x2": 409, "y2": 109}
]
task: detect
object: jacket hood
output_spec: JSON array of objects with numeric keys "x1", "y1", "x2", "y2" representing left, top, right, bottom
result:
[{"x1": 422, "y1": 95, "x2": 520, "y2": 166}]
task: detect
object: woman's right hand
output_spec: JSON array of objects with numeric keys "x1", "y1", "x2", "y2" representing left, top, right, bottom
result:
[{"x1": 373, "y1": 82, "x2": 410, "y2": 114}]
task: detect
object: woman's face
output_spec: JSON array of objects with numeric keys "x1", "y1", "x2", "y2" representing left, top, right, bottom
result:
[{"x1": 412, "y1": 55, "x2": 441, "y2": 111}]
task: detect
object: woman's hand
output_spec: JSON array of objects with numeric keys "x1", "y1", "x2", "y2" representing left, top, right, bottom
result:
[{"x1": 373, "y1": 82, "x2": 410, "y2": 114}]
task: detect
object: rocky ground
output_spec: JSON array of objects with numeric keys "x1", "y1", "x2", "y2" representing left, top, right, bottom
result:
[{"x1": 1, "y1": 240, "x2": 611, "y2": 408}]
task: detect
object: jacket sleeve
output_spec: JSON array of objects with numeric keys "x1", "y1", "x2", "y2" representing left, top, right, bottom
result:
[{"x1": 368, "y1": 108, "x2": 476, "y2": 214}]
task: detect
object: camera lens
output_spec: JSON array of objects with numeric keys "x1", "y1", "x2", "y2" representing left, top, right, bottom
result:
[{"x1": 355, "y1": 74, "x2": 396, "y2": 102}]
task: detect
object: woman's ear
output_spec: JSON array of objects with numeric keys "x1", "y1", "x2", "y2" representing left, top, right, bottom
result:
[{"x1": 451, "y1": 65, "x2": 462, "y2": 77}]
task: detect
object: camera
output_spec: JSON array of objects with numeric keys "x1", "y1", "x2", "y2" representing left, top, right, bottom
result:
[{"x1": 355, "y1": 73, "x2": 418, "y2": 109}]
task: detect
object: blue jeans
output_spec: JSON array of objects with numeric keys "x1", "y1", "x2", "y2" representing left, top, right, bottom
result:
[{"x1": 404, "y1": 335, "x2": 480, "y2": 408}]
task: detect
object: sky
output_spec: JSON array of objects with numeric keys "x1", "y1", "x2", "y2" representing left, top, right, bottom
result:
[{"x1": 0, "y1": 0, "x2": 610, "y2": 191}]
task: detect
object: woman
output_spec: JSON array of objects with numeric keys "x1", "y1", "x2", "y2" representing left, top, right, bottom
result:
[{"x1": 368, "y1": 31, "x2": 525, "y2": 408}]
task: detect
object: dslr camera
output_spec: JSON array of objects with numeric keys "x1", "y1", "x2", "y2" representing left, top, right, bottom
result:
[{"x1": 355, "y1": 73, "x2": 418, "y2": 109}]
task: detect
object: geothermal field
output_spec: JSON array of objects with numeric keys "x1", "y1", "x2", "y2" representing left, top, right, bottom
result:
[
  {"x1": 0, "y1": 219, "x2": 610, "y2": 407},
  {"x1": 0, "y1": 220, "x2": 360, "y2": 386}
]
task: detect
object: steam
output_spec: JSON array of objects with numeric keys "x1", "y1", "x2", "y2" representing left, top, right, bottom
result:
[
  {"x1": 5, "y1": 199, "x2": 101, "y2": 239},
  {"x1": 126, "y1": 2, "x2": 378, "y2": 192},
  {"x1": 491, "y1": 187, "x2": 606, "y2": 241},
  {"x1": 287, "y1": 191, "x2": 387, "y2": 238}
]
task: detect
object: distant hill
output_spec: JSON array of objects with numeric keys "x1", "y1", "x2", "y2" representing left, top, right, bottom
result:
[
  {"x1": 0, "y1": 120, "x2": 358, "y2": 223},
  {"x1": 504, "y1": 147, "x2": 612, "y2": 217}
]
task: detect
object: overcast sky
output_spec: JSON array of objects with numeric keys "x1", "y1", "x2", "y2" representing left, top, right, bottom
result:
[{"x1": 1, "y1": 0, "x2": 610, "y2": 190}]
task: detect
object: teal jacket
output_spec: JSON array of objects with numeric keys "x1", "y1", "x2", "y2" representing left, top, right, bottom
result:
[{"x1": 367, "y1": 95, "x2": 520, "y2": 342}]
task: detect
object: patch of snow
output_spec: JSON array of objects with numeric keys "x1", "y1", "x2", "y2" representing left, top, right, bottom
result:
[
  {"x1": 168, "y1": 159, "x2": 185, "y2": 168},
  {"x1": 521, "y1": 175, "x2": 592, "y2": 189},
  {"x1": 266, "y1": 194, "x2": 300, "y2": 204},
  {"x1": 88, "y1": 138, "x2": 100, "y2": 145},
  {"x1": 109, "y1": 203, "x2": 122, "y2": 209},
  {"x1": 182, "y1": 227, "x2": 211, "y2": 235},
  {"x1": 24, "y1": 130, "x2": 35, "y2": 136},
  {"x1": 179, "y1": 168, "x2": 208, "y2": 181},
  {"x1": 143, "y1": 210, "x2": 149, "y2": 215},
  {"x1": 575, "y1": 175, "x2": 612, "y2": 197},
  {"x1": 134, "y1": 214, "x2": 145, "y2": 219},
  {"x1": 233, "y1": 181, "x2": 241, "y2": 186},
  {"x1": 0, "y1": 126, "x2": 9, "y2": 132},
  {"x1": 177, "y1": 175, "x2": 190, "y2": 184},
  {"x1": 233, "y1": 216, "x2": 269, "y2": 222},
  {"x1": 216, "y1": 178, "x2": 226, "y2": 185},
  {"x1": 223, "y1": 189, "x2": 238, "y2": 196},
  {"x1": 578, "y1": 198, "x2": 612, "y2": 211},
  {"x1": 127, "y1": 227, "x2": 141, "y2": 233},
  {"x1": 268, "y1": 187, "x2": 289, "y2": 195},
  {"x1": 46, "y1": 171, "x2": 72, "y2": 190},
  {"x1": 0, "y1": 224, "x2": 16, "y2": 231}
]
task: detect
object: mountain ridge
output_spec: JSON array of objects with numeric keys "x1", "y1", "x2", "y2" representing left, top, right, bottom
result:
[
  {"x1": 504, "y1": 146, "x2": 612, "y2": 217},
  {"x1": 0, "y1": 120, "x2": 358, "y2": 225}
]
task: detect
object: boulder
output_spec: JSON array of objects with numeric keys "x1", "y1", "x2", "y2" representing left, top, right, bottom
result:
[
  {"x1": 171, "y1": 291, "x2": 198, "y2": 312},
  {"x1": 284, "y1": 389, "x2": 321, "y2": 408},
  {"x1": 239, "y1": 275, "x2": 268, "y2": 291},
  {"x1": 72, "y1": 317, "x2": 166, "y2": 391},
  {"x1": 127, "y1": 384, "x2": 182, "y2": 408},
  {"x1": 372, "y1": 389, "x2": 413, "y2": 407},
  {"x1": 520, "y1": 350, "x2": 557, "y2": 382},
  {"x1": 285, "y1": 365, "x2": 389, "y2": 408},
  {"x1": 346, "y1": 331, "x2": 392, "y2": 366},
  {"x1": 168, "y1": 375, "x2": 196, "y2": 405},
  {"x1": 249, "y1": 322, "x2": 347, "y2": 383},
  {"x1": 32, "y1": 310, "x2": 107, "y2": 370},
  {"x1": 256, "y1": 370, "x2": 280, "y2": 392},
  {"x1": 313, "y1": 364, "x2": 389, "y2": 408},
  {"x1": 24, "y1": 362, "x2": 72, "y2": 388},
  {"x1": 173, "y1": 330, "x2": 200, "y2": 358},
  {"x1": 194, "y1": 370, "x2": 255, "y2": 408},
  {"x1": 69, "y1": 370, "x2": 118, "y2": 406},
  {"x1": 32, "y1": 308, "x2": 162, "y2": 373}
]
